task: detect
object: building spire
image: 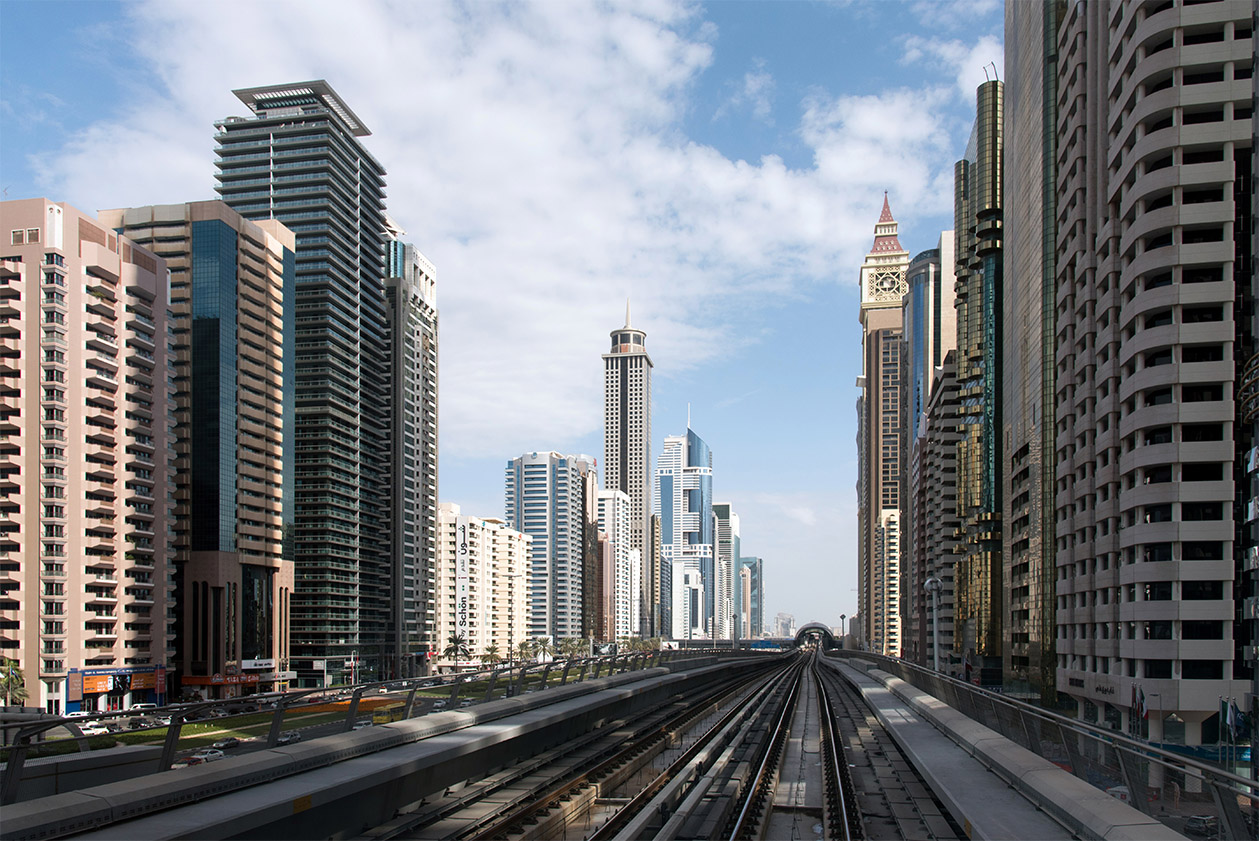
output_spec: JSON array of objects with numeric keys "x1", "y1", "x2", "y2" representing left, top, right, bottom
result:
[
  {"x1": 625, "y1": 298, "x2": 631, "y2": 329},
  {"x1": 878, "y1": 191, "x2": 895, "y2": 224}
]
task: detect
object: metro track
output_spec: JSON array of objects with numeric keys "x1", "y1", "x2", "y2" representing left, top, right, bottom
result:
[{"x1": 358, "y1": 652, "x2": 964, "y2": 841}]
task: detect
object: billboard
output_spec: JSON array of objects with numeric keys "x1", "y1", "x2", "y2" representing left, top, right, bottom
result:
[{"x1": 456, "y1": 518, "x2": 473, "y2": 643}]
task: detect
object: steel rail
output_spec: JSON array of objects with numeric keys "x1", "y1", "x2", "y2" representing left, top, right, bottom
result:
[
  {"x1": 587, "y1": 660, "x2": 801, "y2": 841},
  {"x1": 814, "y1": 663, "x2": 860, "y2": 841},
  {"x1": 726, "y1": 664, "x2": 804, "y2": 840}
]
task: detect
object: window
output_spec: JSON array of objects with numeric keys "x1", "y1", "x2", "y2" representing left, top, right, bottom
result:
[
  {"x1": 1182, "y1": 581, "x2": 1223, "y2": 600},
  {"x1": 1182, "y1": 660, "x2": 1223, "y2": 680},
  {"x1": 1145, "y1": 660, "x2": 1173, "y2": 679},
  {"x1": 1183, "y1": 463, "x2": 1223, "y2": 481}
]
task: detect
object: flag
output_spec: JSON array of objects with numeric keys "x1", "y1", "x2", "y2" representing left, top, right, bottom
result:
[
  {"x1": 1221, "y1": 697, "x2": 1229, "y2": 742},
  {"x1": 1137, "y1": 687, "x2": 1148, "y2": 720},
  {"x1": 1230, "y1": 699, "x2": 1243, "y2": 741}
]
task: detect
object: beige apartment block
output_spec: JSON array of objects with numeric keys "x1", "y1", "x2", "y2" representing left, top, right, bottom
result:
[
  {"x1": 1, "y1": 199, "x2": 175, "y2": 713},
  {"x1": 1053, "y1": 0, "x2": 1254, "y2": 743},
  {"x1": 100, "y1": 202, "x2": 295, "y2": 698},
  {"x1": 435, "y1": 503, "x2": 530, "y2": 672}
]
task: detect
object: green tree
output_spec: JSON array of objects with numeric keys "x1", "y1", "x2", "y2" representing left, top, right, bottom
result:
[
  {"x1": 479, "y1": 644, "x2": 502, "y2": 667},
  {"x1": 443, "y1": 633, "x2": 472, "y2": 663},
  {"x1": 533, "y1": 636, "x2": 555, "y2": 660},
  {"x1": 515, "y1": 640, "x2": 534, "y2": 663},
  {"x1": 0, "y1": 658, "x2": 27, "y2": 706}
]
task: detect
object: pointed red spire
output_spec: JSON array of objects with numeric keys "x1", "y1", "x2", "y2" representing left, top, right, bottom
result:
[
  {"x1": 870, "y1": 192, "x2": 903, "y2": 253},
  {"x1": 878, "y1": 191, "x2": 895, "y2": 224}
]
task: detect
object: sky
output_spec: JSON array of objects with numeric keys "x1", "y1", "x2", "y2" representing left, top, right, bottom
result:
[{"x1": 0, "y1": 0, "x2": 1003, "y2": 632}]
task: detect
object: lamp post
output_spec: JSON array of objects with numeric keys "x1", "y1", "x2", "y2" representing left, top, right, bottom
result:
[{"x1": 925, "y1": 577, "x2": 943, "y2": 672}]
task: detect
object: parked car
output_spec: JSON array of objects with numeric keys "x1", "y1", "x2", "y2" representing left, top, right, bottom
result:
[
  {"x1": 1184, "y1": 816, "x2": 1219, "y2": 837},
  {"x1": 352, "y1": 720, "x2": 373, "y2": 730},
  {"x1": 76, "y1": 724, "x2": 109, "y2": 737},
  {"x1": 211, "y1": 737, "x2": 241, "y2": 750},
  {"x1": 189, "y1": 748, "x2": 225, "y2": 764},
  {"x1": 208, "y1": 708, "x2": 229, "y2": 718},
  {"x1": 275, "y1": 730, "x2": 302, "y2": 746},
  {"x1": 128, "y1": 716, "x2": 156, "y2": 730},
  {"x1": 129, "y1": 703, "x2": 157, "y2": 713}
]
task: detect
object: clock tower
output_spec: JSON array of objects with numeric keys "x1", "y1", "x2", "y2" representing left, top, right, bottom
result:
[
  {"x1": 855, "y1": 194, "x2": 910, "y2": 658},
  {"x1": 859, "y1": 193, "x2": 910, "y2": 311}
]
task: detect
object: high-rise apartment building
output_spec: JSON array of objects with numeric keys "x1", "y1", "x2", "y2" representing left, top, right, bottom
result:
[
  {"x1": 856, "y1": 196, "x2": 910, "y2": 657},
  {"x1": 435, "y1": 503, "x2": 529, "y2": 672},
  {"x1": 899, "y1": 240, "x2": 956, "y2": 666},
  {"x1": 504, "y1": 451, "x2": 597, "y2": 641},
  {"x1": 215, "y1": 80, "x2": 392, "y2": 686},
  {"x1": 101, "y1": 202, "x2": 296, "y2": 697},
  {"x1": 656, "y1": 429, "x2": 713, "y2": 639},
  {"x1": 952, "y1": 80, "x2": 1004, "y2": 685},
  {"x1": 713, "y1": 502, "x2": 740, "y2": 640},
  {"x1": 602, "y1": 304, "x2": 653, "y2": 636},
  {"x1": 905, "y1": 352, "x2": 962, "y2": 673},
  {"x1": 1002, "y1": 0, "x2": 1059, "y2": 703},
  {"x1": 1052, "y1": 0, "x2": 1254, "y2": 745},
  {"x1": 737, "y1": 556, "x2": 763, "y2": 640},
  {"x1": 1, "y1": 199, "x2": 176, "y2": 713},
  {"x1": 597, "y1": 489, "x2": 640, "y2": 640},
  {"x1": 384, "y1": 228, "x2": 439, "y2": 678}
]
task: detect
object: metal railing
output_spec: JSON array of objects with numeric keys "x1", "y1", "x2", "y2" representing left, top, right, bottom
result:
[{"x1": 830, "y1": 650, "x2": 1258, "y2": 841}]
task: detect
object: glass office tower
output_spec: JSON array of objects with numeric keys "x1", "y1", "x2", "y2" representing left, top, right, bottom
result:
[{"x1": 215, "y1": 81, "x2": 390, "y2": 685}]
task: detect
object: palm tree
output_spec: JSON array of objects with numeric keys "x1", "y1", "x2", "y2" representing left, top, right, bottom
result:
[
  {"x1": 533, "y1": 636, "x2": 555, "y2": 661},
  {"x1": 0, "y1": 658, "x2": 26, "y2": 706},
  {"x1": 515, "y1": 640, "x2": 534, "y2": 663},
  {"x1": 558, "y1": 637, "x2": 584, "y2": 659},
  {"x1": 479, "y1": 644, "x2": 502, "y2": 667},
  {"x1": 443, "y1": 633, "x2": 472, "y2": 664}
]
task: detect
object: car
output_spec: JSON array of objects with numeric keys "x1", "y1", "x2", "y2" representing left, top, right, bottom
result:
[
  {"x1": 189, "y1": 748, "x2": 225, "y2": 763},
  {"x1": 76, "y1": 724, "x2": 110, "y2": 737},
  {"x1": 208, "y1": 708, "x2": 229, "y2": 718},
  {"x1": 352, "y1": 720, "x2": 373, "y2": 730},
  {"x1": 129, "y1": 703, "x2": 157, "y2": 712},
  {"x1": 431, "y1": 700, "x2": 447, "y2": 710},
  {"x1": 275, "y1": 730, "x2": 302, "y2": 746},
  {"x1": 211, "y1": 737, "x2": 241, "y2": 750},
  {"x1": 1184, "y1": 816, "x2": 1219, "y2": 837},
  {"x1": 64, "y1": 710, "x2": 93, "y2": 719},
  {"x1": 128, "y1": 717, "x2": 156, "y2": 730}
]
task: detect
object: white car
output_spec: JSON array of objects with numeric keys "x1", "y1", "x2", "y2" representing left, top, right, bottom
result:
[
  {"x1": 188, "y1": 748, "x2": 225, "y2": 764},
  {"x1": 352, "y1": 720, "x2": 373, "y2": 730}
]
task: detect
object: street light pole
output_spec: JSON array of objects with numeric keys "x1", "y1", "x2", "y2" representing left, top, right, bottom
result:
[{"x1": 925, "y1": 577, "x2": 943, "y2": 672}]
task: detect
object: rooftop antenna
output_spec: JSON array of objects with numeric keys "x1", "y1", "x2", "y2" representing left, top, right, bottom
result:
[
  {"x1": 625, "y1": 298, "x2": 631, "y2": 328},
  {"x1": 687, "y1": 403, "x2": 691, "y2": 430},
  {"x1": 989, "y1": 61, "x2": 1000, "y2": 81},
  {"x1": 982, "y1": 64, "x2": 992, "y2": 82}
]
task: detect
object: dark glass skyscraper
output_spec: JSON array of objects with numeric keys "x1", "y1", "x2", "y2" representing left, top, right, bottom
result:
[{"x1": 215, "y1": 81, "x2": 391, "y2": 685}]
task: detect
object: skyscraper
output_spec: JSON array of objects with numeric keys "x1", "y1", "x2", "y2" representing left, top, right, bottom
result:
[
  {"x1": 1, "y1": 199, "x2": 176, "y2": 712},
  {"x1": 1002, "y1": 0, "x2": 1059, "y2": 703},
  {"x1": 737, "y1": 556, "x2": 763, "y2": 640},
  {"x1": 101, "y1": 201, "x2": 296, "y2": 697},
  {"x1": 899, "y1": 238, "x2": 955, "y2": 666},
  {"x1": 656, "y1": 428, "x2": 713, "y2": 639},
  {"x1": 1052, "y1": 0, "x2": 1254, "y2": 746},
  {"x1": 597, "y1": 489, "x2": 640, "y2": 641},
  {"x1": 215, "y1": 80, "x2": 392, "y2": 685},
  {"x1": 603, "y1": 303, "x2": 652, "y2": 635},
  {"x1": 504, "y1": 451, "x2": 597, "y2": 641},
  {"x1": 952, "y1": 79, "x2": 1004, "y2": 686},
  {"x1": 713, "y1": 502, "x2": 740, "y2": 640},
  {"x1": 384, "y1": 226, "x2": 439, "y2": 678},
  {"x1": 856, "y1": 196, "x2": 910, "y2": 657}
]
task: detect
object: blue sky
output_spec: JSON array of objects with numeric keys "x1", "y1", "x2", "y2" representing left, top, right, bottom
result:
[{"x1": 0, "y1": 0, "x2": 1003, "y2": 631}]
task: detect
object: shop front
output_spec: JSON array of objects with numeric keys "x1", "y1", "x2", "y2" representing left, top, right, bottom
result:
[{"x1": 66, "y1": 664, "x2": 168, "y2": 713}]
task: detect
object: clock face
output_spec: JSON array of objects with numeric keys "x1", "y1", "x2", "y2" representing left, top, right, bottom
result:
[{"x1": 870, "y1": 271, "x2": 904, "y2": 300}]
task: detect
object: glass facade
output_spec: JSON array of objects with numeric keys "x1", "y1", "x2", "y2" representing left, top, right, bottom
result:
[
  {"x1": 216, "y1": 82, "x2": 390, "y2": 684},
  {"x1": 189, "y1": 220, "x2": 238, "y2": 553},
  {"x1": 953, "y1": 80, "x2": 1004, "y2": 682}
]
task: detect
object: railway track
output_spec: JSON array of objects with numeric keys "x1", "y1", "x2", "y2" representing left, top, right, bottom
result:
[{"x1": 359, "y1": 652, "x2": 964, "y2": 841}]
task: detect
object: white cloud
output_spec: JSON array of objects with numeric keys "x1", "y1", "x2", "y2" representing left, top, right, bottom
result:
[
  {"x1": 901, "y1": 33, "x2": 1005, "y2": 104},
  {"x1": 26, "y1": 0, "x2": 971, "y2": 460},
  {"x1": 715, "y1": 59, "x2": 775, "y2": 124},
  {"x1": 909, "y1": 0, "x2": 1002, "y2": 33}
]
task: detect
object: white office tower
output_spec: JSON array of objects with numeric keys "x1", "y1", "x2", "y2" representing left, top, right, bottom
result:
[
  {"x1": 672, "y1": 564, "x2": 705, "y2": 640},
  {"x1": 505, "y1": 452, "x2": 597, "y2": 641},
  {"x1": 656, "y1": 429, "x2": 714, "y2": 639},
  {"x1": 602, "y1": 303, "x2": 653, "y2": 634},
  {"x1": 597, "y1": 489, "x2": 640, "y2": 640},
  {"x1": 713, "y1": 503, "x2": 740, "y2": 640}
]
